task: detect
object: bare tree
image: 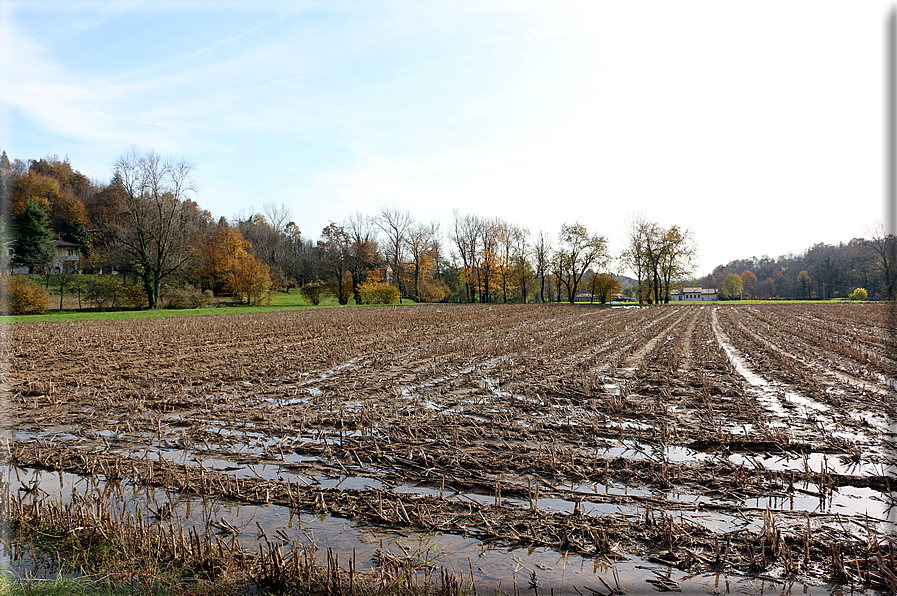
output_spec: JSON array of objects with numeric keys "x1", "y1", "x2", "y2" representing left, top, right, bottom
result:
[
  {"x1": 263, "y1": 202, "x2": 293, "y2": 234},
  {"x1": 866, "y1": 221, "x2": 897, "y2": 300},
  {"x1": 450, "y1": 210, "x2": 481, "y2": 303},
  {"x1": 318, "y1": 222, "x2": 353, "y2": 305},
  {"x1": 511, "y1": 224, "x2": 530, "y2": 303},
  {"x1": 344, "y1": 212, "x2": 379, "y2": 304},
  {"x1": 406, "y1": 221, "x2": 439, "y2": 302},
  {"x1": 622, "y1": 213, "x2": 694, "y2": 304},
  {"x1": 621, "y1": 212, "x2": 649, "y2": 304},
  {"x1": 106, "y1": 148, "x2": 198, "y2": 309},
  {"x1": 550, "y1": 249, "x2": 565, "y2": 303},
  {"x1": 376, "y1": 206, "x2": 414, "y2": 301},
  {"x1": 659, "y1": 225, "x2": 697, "y2": 303},
  {"x1": 531, "y1": 231, "x2": 552, "y2": 303},
  {"x1": 478, "y1": 217, "x2": 500, "y2": 303},
  {"x1": 641, "y1": 219, "x2": 668, "y2": 304},
  {"x1": 448, "y1": 211, "x2": 513, "y2": 303},
  {"x1": 494, "y1": 219, "x2": 513, "y2": 303},
  {"x1": 557, "y1": 222, "x2": 609, "y2": 304}
]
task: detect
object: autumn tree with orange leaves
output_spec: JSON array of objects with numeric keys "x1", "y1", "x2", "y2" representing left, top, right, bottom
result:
[
  {"x1": 740, "y1": 270, "x2": 758, "y2": 299},
  {"x1": 193, "y1": 225, "x2": 252, "y2": 294},
  {"x1": 231, "y1": 252, "x2": 271, "y2": 305}
]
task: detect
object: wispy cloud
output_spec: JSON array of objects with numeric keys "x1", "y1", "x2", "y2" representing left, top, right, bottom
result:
[{"x1": 1, "y1": 0, "x2": 888, "y2": 274}]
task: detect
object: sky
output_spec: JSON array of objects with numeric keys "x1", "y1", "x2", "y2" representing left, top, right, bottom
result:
[{"x1": 0, "y1": 1, "x2": 893, "y2": 277}]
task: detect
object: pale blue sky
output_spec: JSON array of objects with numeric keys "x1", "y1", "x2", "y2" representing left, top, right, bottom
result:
[{"x1": 1, "y1": 1, "x2": 891, "y2": 276}]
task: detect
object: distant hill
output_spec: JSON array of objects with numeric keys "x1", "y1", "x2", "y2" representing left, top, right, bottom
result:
[{"x1": 613, "y1": 274, "x2": 636, "y2": 289}]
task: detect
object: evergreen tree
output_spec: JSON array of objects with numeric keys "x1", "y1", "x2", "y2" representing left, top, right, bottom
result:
[
  {"x1": 13, "y1": 199, "x2": 55, "y2": 273},
  {"x1": 65, "y1": 218, "x2": 92, "y2": 258},
  {"x1": 1, "y1": 151, "x2": 11, "y2": 225}
]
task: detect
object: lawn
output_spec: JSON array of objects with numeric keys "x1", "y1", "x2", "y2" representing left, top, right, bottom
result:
[{"x1": 1, "y1": 286, "x2": 422, "y2": 324}]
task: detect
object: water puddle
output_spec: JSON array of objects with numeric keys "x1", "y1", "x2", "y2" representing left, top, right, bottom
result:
[
  {"x1": 2, "y1": 463, "x2": 883, "y2": 594},
  {"x1": 741, "y1": 485, "x2": 892, "y2": 522},
  {"x1": 0, "y1": 466, "x2": 660, "y2": 593},
  {"x1": 727, "y1": 451, "x2": 885, "y2": 478},
  {"x1": 709, "y1": 310, "x2": 885, "y2": 440},
  {"x1": 64, "y1": 410, "x2": 895, "y2": 535},
  {"x1": 604, "y1": 418, "x2": 653, "y2": 431}
]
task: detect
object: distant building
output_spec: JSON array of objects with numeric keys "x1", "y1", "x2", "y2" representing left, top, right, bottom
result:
[
  {"x1": 2, "y1": 239, "x2": 84, "y2": 274},
  {"x1": 50, "y1": 240, "x2": 83, "y2": 273},
  {"x1": 670, "y1": 287, "x2": 718, "y2": 302}
]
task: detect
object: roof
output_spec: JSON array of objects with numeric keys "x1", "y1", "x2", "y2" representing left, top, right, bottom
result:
[
  {"x1": 52, "y1": 240, "x2": 84, "y2": 248},
  {"x1": 2, "y1": 239, "x2": 83, "y2": 248}
]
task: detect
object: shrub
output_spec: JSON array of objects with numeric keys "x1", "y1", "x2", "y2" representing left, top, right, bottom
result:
[
  {"x1": 848, "y1": 287, "x2": 868, "y2": 301},
  {"x1": 300, "y1": 281, "x2": 327, "y2": 305},
  {"x1": 326, "y1": 273, "x2": 354, "y2": 305},
  {"x1": 85, "y1": 277, "x2": 120, "y2": 309},
  {"x1": 0, "y1": 277, "x2": 48, "y2": 315},
  {"x1": 85, "y1": 277, "x2": 149, "y2": 309},
  {"x1": 120, "y1": 284, "x2": 149, "y2": 309},
  {"x1": 165, "y1": 284, "x2": 214, "y2": 309},
  {"x1": 419, "y1": 279, "x2": 449, "y2": 303},
  {"x1": 359, "y1": 280, "x2": 400, "y2": 304}
]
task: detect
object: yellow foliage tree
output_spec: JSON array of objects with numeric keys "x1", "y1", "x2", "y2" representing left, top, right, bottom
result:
[
  {"x1": 588, "y1": 272, "x2": 622, "y2": 304},
  {"x1": 11, "y1": 172, "x2": 61, "y2": 214},
  {"x1": 419, "y1": 279, "x2": 449, "y2": 303},
  {"x1": 359, "y1": 278, "x2": 400, "y2": 304},
  {"x1": 231, "y1": 253, "x2": 271, "y2": 305},
  {"x1": 193, "y1": 226, "x2": 252, "y2": 294}
]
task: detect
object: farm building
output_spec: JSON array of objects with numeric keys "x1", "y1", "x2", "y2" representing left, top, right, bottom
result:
[{"x1": 670, "y1": 287, "x2": 718, "y2": 301}]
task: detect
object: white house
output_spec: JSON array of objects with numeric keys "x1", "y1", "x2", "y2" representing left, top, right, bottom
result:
[
  {"x1": 670, "y1": 287, "x2": 718, "y2": 302},
  {"x1": 2, "y1": 239, "x2": 83, "y2": 274},
  {"x1": 50, "y1": 240, "x2": 83, "y2": 273}
]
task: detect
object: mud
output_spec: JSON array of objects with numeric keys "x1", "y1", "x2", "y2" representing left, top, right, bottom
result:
[{"x1": 2, "y1": 303, "x2": 895, "y2": 593}]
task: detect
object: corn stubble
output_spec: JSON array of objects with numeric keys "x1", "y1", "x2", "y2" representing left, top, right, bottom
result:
[{"x1": 2, "y1": 303, "x2": 895, "y2": 593}]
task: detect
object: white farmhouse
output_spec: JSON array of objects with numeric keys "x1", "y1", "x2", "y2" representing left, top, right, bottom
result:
[{"x1": 670, "y1": 287, "x2": 718, "y2": 302}]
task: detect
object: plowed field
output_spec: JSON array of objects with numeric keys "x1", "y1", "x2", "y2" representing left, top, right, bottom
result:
[{"x1": 2, "y1": 303, "x2": 895, "y2": 594}]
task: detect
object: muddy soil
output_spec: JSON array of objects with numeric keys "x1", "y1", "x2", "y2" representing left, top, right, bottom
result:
[{"x1": 2, "y1": 303, "x2": 895, "y2": 593}]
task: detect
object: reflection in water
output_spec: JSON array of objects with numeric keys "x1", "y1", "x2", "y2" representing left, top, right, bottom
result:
[{"x1": 1, "y1": 465, "x2": 875, "y2": 594}]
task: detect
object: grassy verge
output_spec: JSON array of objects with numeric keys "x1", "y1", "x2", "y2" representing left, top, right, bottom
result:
[{"x1": 1, "y1": 289, "x2": 420, "y2": 324}]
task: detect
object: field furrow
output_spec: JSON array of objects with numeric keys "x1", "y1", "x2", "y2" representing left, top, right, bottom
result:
[{"x1": 3, "y1": 302, "x2": 895, "y2": 594}]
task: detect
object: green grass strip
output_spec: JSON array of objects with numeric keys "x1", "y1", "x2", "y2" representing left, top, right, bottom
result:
[{"x1": 1, "y1": 291, "x2": 420, "y2": 324}]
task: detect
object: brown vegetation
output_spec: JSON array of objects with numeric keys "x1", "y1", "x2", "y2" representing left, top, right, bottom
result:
[{"x1": 2, "y1": 303, "x2": 895, "y2": 593}]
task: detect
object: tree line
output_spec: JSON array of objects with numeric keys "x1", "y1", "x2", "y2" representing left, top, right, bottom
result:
[
  {"x1": 0, "y1": 149, "x2": 639, "y2": 308},
  {"x1": 701, "y1": 225, "x2": 896, "y2": 301},
  {"x1": 2, "y1": 148, "x2": 893, "y2": 310}
]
